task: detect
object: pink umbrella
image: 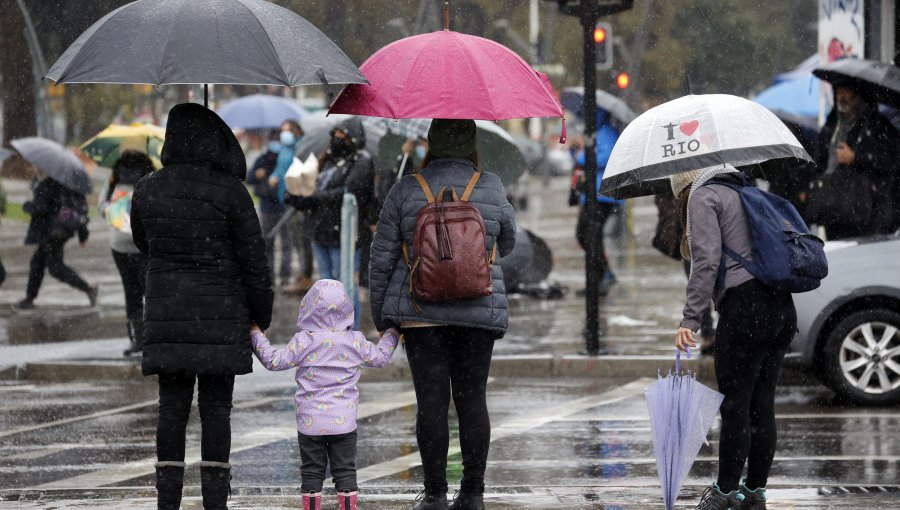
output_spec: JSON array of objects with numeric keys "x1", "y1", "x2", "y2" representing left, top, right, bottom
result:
[{"x1": 328, "y1": 8, "x2": 566, "y2": 142}]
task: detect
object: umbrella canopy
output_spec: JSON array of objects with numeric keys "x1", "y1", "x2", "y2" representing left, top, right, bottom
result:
[
  {"x1": 80, "y1": 123, "x2": 165, "y2": 168},
  {"x1": 560, "y1": 86, "x2": 638, "y2": 128},
  {"x1": 645, "y1": 351, "x2": 724, "y2": 510},
  {"x1": 601, "y1": 94, "x2": 811, "y2": 199},
  {"x1": 813, "y1": 58, "x2": 900, "y2": 107},
  {"x1": 45, "y1": 0, "x2": 366, "y2": 89},
  {"x1": 217, "y1": 94, "x2": 309, "y2": 130},
  {"x1": 10, "y1": 138, "x2": 92, "y2": 195},
  {"x1": 328, "y1": 28, "x2": 565, "y2": 140},
  {"x1": 753, "y1": 75, "x2": 821, "y2": 126},
  {"x1": 375, "y1": 118, "x2": 528, "y2": 185}
]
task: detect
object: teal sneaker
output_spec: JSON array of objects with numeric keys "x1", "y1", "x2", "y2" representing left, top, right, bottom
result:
[
  {"x1": 739, "y1": 480, "x2": 767, "y2": 510},
  {"x1": 696, "y1": 483, "x2": 746, "y2": 510}
]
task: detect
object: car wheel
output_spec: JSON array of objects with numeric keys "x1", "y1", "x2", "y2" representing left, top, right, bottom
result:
[{"x1": 822, "y1": 309, "x2": 900, "y2": 405}]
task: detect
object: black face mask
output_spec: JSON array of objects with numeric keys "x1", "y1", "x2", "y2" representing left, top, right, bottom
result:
[{"x1": 330, "y1": 137, "x2": 352, "y2": 158}]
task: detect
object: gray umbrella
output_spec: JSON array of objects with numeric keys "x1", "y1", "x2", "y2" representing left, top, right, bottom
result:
[
  {"x1": 10, "y1": 138, "x2": 92, "y2": 195},
  {"x1": 45, "y1": 0, "x2": 366, "y2": 104},
  {"x1": 561, "y1": 86, "x2": 638, "y2": 129},
  {"x1": 813, "y1": 58, "x2": 900, "y2": 107}
]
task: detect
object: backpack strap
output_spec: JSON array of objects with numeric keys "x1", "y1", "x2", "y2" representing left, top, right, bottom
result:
[
  {"x1": 413, "y1": 174, "x2": 435, "y2": 203},
  {"x1": 460, "y1": 171, "x2": 481, "y2": 202}
]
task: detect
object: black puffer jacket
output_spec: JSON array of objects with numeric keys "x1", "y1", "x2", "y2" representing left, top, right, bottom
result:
[
  {"x1": 288, "y1": 118, "x2": 375, "y2": 247},
  {"x1": 369, "y1": 158, "x2": 516, "y2": 336},
  {"x1": 132, "y1": 103, "x2": 273, "y2": 376}
]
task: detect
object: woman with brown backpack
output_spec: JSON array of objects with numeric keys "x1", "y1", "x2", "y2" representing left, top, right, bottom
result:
[{"x1": 369, "y1": 119, "x2": 517, "y2": 510}]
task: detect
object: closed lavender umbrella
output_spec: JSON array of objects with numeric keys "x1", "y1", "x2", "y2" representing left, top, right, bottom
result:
[{"x1": 645, "y1": 350, "x2": 724, "y2": 510}]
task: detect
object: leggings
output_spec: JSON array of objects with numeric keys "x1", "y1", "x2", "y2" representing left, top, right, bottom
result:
[
  {"x1": 25, "y1": 238, "x2": 91, "y2": 300},
  {"x1": 714, "y1": 279, "x2": 796, "y2": 493},
  {"x1": 156, "y1": 373, "x2": 235, "y2": 464},
  {"x1": 403, "y1": 326, "x2": 495, "y2": 495}
]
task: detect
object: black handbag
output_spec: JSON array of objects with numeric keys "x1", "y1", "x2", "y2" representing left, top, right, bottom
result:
[{"x1": 805, "y1": 168, "x2": 874, "y2": 230}]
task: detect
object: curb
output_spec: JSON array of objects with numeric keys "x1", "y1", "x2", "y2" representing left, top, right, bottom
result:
[
  {"x1": 5, "y1": 310, "x2": 127, "y2": 344},
  {"x1": 7, "y1": 354, "x2": 816, "y2": 386}
]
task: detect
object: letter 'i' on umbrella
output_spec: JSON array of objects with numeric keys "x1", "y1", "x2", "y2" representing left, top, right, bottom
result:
[
  {"x1": 328, "y1": 3, "x2": 566, "y2": 143},
  {"x1": 645, "y1": 349, "x2": 724, "y2": 510},
  {"x1": 43, "y1": 0, "x2": 367, "y2": 107},
  {"x1": 600, "y1": 94, "x2": 813, "y2": 199}
]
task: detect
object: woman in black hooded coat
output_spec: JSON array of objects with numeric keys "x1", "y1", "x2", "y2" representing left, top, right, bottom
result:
[{"x1": 131, "y1": 103, "x2": 273, "y2": 510}]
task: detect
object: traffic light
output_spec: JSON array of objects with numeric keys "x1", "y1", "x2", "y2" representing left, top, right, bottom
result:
[
  {"x1": 594, "y1": 21, "x2": 613, "y2": 71},
  {"x1": 615, "y1": 71, "x2": 630, "y2": 89}
]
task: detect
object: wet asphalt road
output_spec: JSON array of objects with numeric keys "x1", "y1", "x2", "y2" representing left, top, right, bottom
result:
[{"x1": 2, "y1": 175, "x2": 900, "y2": 507}]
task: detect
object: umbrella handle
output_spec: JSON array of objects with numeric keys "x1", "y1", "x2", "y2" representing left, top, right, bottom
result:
[{"x1": 675, "y1": 347, "x2": 692, "y2": 373}]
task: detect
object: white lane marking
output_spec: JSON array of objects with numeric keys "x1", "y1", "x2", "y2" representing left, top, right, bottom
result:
[
  {"x1": 0, "y1": 400, "x2": 158, "y2": 439},
  {"x1": 33, "y1": 390, "x2": 419, "y2": 490},
  {"x1": 0, "y1": 385, "x2": 36, "y2": 392},
  {"x1": 551, "y1": 412, "x2": 900, "y2": 422},
  {"x1": 1, "y1": 447, "x2": 69, "y2": 461},
  {"x1": 355, "y1": 377, "x2": 652, "y2": 483}
]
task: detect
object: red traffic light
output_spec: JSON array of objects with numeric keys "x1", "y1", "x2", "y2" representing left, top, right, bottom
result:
[
  {"x1": 593, "y1": 26, "x2": 607, "y2": 43},
  {"x1": 616, "y1": 72, "x2": 630, "y2": 89}
]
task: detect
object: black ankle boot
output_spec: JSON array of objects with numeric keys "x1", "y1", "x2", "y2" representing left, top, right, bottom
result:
[
  {"x1": 199, "y1": 461, "x2": 232, "y2": 510},
  {"x1": 449, "y1": 492, "x2": 484, "y2": 510},
  {"x1": 413, "y1": 491, "x2": 448, "y2": 510},
  {"x1": 155, "y1": 461, "x2": 185, "y2": 510}
]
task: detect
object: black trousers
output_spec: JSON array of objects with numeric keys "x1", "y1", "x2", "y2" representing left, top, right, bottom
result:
[
  {"x1": 156, "y1": 373, "x2": 235, "y2": 464},
  {"x1": 25, "y1": 238, "x2": 90, "y2": 300},
  {"x1": 714, "y1": 280, "x2": 796, "y2": 493},
  {"x1": 576, "y1": 203, "x2": 616, "y2": 277},
  {"x1": 0, "y1": 255, "x2": 5, "y2": 289},
  {"x1": 297, "y1": 431, "x2": 358, "y2": 492},
  {"x1": 111, "y1": 250, "x2": 147, "y2": 346},
  {"x1": 403, "y1": 326, "x2": 495, "y2": 495}
]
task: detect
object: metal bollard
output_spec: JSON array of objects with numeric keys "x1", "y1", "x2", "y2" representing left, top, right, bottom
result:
[{"x1": 339, "y1": 192, "x2": 358, "y2": 299}]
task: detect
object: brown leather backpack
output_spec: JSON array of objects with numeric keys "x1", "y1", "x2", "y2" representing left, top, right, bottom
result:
[{"x1": 402, "y1": 172, "x2": 497, "y2": 309}]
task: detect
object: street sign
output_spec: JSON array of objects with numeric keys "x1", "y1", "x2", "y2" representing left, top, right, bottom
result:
[
  {"x1": 544, "y1": 0, "x2": 634, "y2": 17},
  {"x1": 533, "y1": 63, "x2": 567, "y2": 76}
]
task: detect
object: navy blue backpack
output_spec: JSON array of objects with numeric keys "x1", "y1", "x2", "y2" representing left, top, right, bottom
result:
[{"x1": 706, "y1": 174, "x2": 828, "y2": 293}]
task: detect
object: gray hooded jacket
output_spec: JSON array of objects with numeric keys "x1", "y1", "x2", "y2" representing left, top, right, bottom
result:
[{"x1": 368, "y1": 158, "x2": 516, "y2": 336}]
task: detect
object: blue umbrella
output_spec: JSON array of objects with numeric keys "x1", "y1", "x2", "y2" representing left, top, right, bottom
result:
[
  {"x1": 217, "y1": 94, "x2": 309, "y2": 130},
  {"x1": 753, "y1": 75, "x2": 820, "y2": 126},
  {"x1": 645, "y1": 349, "x2": 724, "y2": 510}
]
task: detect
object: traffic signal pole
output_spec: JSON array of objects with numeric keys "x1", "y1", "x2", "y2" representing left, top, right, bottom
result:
[{"x1": 580, "y1": 7, "x2": 602, "y2": 355}]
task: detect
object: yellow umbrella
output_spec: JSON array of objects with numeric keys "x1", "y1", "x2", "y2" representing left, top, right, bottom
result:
[{"x1": 80, "y1": 123, "x2": 165, "y2": 168}]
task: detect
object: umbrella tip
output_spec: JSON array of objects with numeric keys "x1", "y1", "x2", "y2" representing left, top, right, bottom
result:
[{"x1": 443, "y1": 2, "x2": 450, "y2": 31}]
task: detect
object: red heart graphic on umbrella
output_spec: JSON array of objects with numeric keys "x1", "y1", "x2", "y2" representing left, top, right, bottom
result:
[{"x1": 680, "y1": 120, "x2": 699, "y2": 136}]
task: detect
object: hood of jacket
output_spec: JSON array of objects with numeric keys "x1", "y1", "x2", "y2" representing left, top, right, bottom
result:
[
  {"x1": 296, "y1": 279, "x2": 354, "y2": 332},
  {"x1": 161, "y1": 103, "x2": 247, "y2": 180},
  {"x1": 338, "y1": 117, "x2": 366, "y2": 151}
]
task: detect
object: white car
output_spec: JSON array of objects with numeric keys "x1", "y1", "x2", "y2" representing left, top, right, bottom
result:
[{"x1": 787, "y1": 235, "x2": 900, "y2": 405}]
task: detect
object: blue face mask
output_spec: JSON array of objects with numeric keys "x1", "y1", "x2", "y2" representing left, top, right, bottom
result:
[
  {"x1": 280, "y1": 130, "x2": 296, "y2": 146},
  {"x1": 415, "y1": 145, "x2": 427, "y2": 161},
  {"x1": 268, "y1": 141, "x2": 282, "y2": 153}
]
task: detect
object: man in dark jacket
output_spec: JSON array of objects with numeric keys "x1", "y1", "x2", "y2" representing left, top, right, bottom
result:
[
  {"x1": 246, "y1": 130, "x2": 293, "y2": 286},
  {"x1": 16, "y1": 177, "x2": 96, "y2": 310},
  {"x1": 813, "y1": 85, "x2": 900, "y2": 238},
  {"x1": 131, "y1": 103, "x2": 273, "y2": 510},
  {"x1": 287, "y1": 118, "x2": 375, "y2": 325}
]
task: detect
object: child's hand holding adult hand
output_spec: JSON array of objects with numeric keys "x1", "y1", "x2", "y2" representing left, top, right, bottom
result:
[{"x1": 250, "y1": 322, "x2": 263, "y2": 334}]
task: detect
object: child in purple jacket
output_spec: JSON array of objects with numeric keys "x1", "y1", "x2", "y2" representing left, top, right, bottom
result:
[{"x1": 251, "y1": 279, "x2": 399, "y2": 510}]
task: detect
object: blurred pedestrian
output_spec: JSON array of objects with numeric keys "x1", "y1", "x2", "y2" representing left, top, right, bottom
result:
[
  {"x1": 250, "y1": 279, "x2": 399, "y2": 510},
  {"x1": 0, "y1": 179, "x2": 6, "y2": 290},
  {"x1": 808, "y1": 85, "x2": 900, "y2": 239},
  {"x1": 16, "y1": 175, "x2": 96, "y2": 310},
  {"x1": 98, "y1": 150, "x2": 154, "y2": 356},
  {"x1": 275, "y1": 120, "x2": 316, "y2": 294},
  {"x1": 286, "y1": 118, "x2": 375, "y2": 328},
  {"x1": 672, "y1": 166, "x2": 796, "y2": 510},
  {"x1": 247, "y1": 130, "x2": 294, "y2": 286},
  {"x1": 369, "y1": 119, "x2": 517, "y2": 510},
  {"x1": 570, "y1": 110, "x2": 622, "y2": 297},
  {"x1": 131, "y1": 103, "x2": 273, "y2": 510}
]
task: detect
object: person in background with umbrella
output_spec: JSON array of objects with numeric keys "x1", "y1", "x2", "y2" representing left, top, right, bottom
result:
[
  {"x1": 98, "y1": 150, "x2": 154, "y2": 356},
  {"x1": 15, "y1": 173, "x2": 97, "y2": 311},
  {"x1": 247, "y1": 129, "x2": 296, "y2": 289},
  {"x1": 673, "y1": 165, "x2": 796, "y2": 510},
  {"x1": 811, "y1": 84, "x2": 900, "y2": 238},
  {"x1": 131, "y1": 103, "x2": 273, "y2": 510},
  {"x1": 570, "y1": 109, "x2": 622, "y2": 298},
  {"x1": 287, "y1": 118, "x2": 375, "y2": 327},
  {"x1": 369, "y1": 119, "x2": 517, "y2": 510}
]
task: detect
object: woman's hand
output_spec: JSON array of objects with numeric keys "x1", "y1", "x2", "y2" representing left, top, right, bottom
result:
[
  {"x1": 250, "y1": 322, "x2": 262, "y2": 334},
  {"x1": 675, "y1": 327, "x2": 696, "y2": 352}
]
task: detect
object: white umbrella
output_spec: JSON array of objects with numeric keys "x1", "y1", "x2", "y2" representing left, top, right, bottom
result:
[{"x1": 601, "y1": 94, "x2": 811, "y2": 199}]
